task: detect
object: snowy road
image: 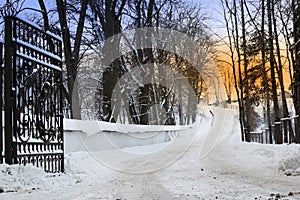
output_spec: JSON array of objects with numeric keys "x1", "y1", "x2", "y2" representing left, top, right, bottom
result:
[{"x1": 1, "y1": 107, "x2": 300, "y2": 199}]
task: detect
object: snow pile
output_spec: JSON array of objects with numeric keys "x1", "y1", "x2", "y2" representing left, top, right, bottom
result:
[
  {"x1": 0, "y1": 163, "x2": 81, "y2": 195},
  {"x1": 0, "y1": 164, "x2": 45, "y2": 193},
  {"x1": 279, "y1": 154, "x2": 300, "y2": 176},
  {"x1": 64, "y1": 152, "x2": 116, "y2": 182}
]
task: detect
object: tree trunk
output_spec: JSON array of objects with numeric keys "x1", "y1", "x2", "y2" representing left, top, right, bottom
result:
[
  {"x1": 272, "y1": 1, "x2": 290, "y2": 143},
  {"x1": 293, "y1": 0, "x2": 300, "y2": 143},
  {"x1": 221, "y1": 0, "x2": 245, "y2": 141},
  {"x1": 261, "y1": 0, "x2": 273, "y2": 143},
  {"x1": 268, "y1": 0, "x2": 282, "y2": 144},
  {"x1": 90, "y1": 0, "x2": 126, "y2": 122},
  {"x1": 55, "y1": 0, "x2": 88, "y2": 119},
  {"x1": 241, "y1": 0, "x2": 251, "y2": 142}
]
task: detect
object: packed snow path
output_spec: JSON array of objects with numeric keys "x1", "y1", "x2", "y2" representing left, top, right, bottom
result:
[{"x1": 1, "y1": 107, "x2": 300, "y2": 199}]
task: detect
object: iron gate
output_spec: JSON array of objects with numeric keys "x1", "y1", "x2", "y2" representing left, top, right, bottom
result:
[{"x1": 1, "y1": 16, "x2": 64, "y2": 172}]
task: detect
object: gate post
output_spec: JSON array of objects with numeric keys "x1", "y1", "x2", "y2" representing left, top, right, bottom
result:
[
  {"x1": 4, "y1": 17, "x2": 14, "y2": 165},
  {"x1": 59, "y1": 42, "x2": 64, "y2": 172},
  {"x1": 0, "y1": 42, "x2": 3, "y2": 163}
]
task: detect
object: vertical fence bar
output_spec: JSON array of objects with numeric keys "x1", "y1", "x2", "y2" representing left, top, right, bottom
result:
[
  {"x1": 59, "y1": 39, "x2": 64, "y2": 172},
  {"x1": 271, "y1": 124, "x2": 275, "y2": 144},
  {"x1": 265, "y1": 128, "x2": 269, "y2": 144},
  {"x1": 286, "y1": 117, "x2": 293, "y2": 144},
  {"x1": 12, "y1": 17, "x2": 18, "y2": 164},
  {"x1": 281, "y1": 118, "x2": 288, "y2": 143},
  {"x1": 296, "y1": 116, "x2": 300, "y2": 143},
  {"x1": 274, "y1": 122, "x2": 282, "y2": 144},
  {"x1": 4, "y1": 17, "x2": 14, "y2": 165},
  {"x1": 0, "y1": 42, "x2": 3, "y2": 163},
  {"x1": 291, "y1": 116, "x2": 297, "y2": 143}
]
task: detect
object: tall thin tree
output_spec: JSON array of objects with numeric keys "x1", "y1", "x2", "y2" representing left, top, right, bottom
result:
[
  {"x1": 267, "y1": 0, "x2": 282, "y2": 144},
  {"x1": 56, "y1": 0, "x2": 89, "y2": 119},
  {"x1": 292, "y1": 0, "x2": 300, "y2": 143}
]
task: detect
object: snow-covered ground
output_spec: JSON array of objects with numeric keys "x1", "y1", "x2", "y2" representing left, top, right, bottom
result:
[{"x1": 1, "y1": 107, "x2": 300, "y2": 199}]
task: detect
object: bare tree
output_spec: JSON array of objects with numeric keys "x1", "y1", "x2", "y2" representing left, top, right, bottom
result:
[
  {"x1": 55, "y1": 0, "x2": 89, "y2": 119},
  {"x1": 221, "y1": 0, "x2": 245, "y2": 141},
  {"x1": 268, "y1": 0, "x2": 282, "y2": 143},
  {"x1": 89, "y1": 0, "x2": 127, "y2": 122},
  {"x1": 272, "y1": 0, "x2": 291, "y2": 143},
  {"x1": 241, "y1": 0, "x2": 252, "y2": 142},
  {"x1": 292, "y1": 0, "x2": 300, "y2": 143},
  {"x1": 261, "y1": 0, "x2": 273, "y2": 143}
]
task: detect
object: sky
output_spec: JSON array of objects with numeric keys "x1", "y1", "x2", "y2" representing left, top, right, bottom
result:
[{"x1": 20, "y1": 0, "x2": 226, "y2": 37}]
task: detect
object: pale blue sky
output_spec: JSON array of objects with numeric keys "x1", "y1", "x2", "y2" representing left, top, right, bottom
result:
[{"x1": 17, "y1": 0, "x2": 226, "y2": 38}]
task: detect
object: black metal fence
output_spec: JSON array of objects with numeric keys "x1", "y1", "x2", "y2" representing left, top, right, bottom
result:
[
  {"x1": 249, "y1": 116, "x2": 300, "y2": 144},
  {"x1": 0, "y1": 17, "x2": 64, "y2": 172}
]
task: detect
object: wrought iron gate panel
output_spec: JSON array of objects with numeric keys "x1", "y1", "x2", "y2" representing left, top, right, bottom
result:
[{"x1": 3, "y1": 17, "x2": 64, "y2": 172}]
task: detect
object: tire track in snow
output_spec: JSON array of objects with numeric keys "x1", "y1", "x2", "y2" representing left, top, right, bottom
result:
[{"x1": 199, "y1": 107, "x2": 227, "y2": 159}]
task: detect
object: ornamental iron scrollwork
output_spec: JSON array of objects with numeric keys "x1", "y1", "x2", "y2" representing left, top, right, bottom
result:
[{"x1": 3, "y1": 17, "x2": 64, "y2": 172}]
